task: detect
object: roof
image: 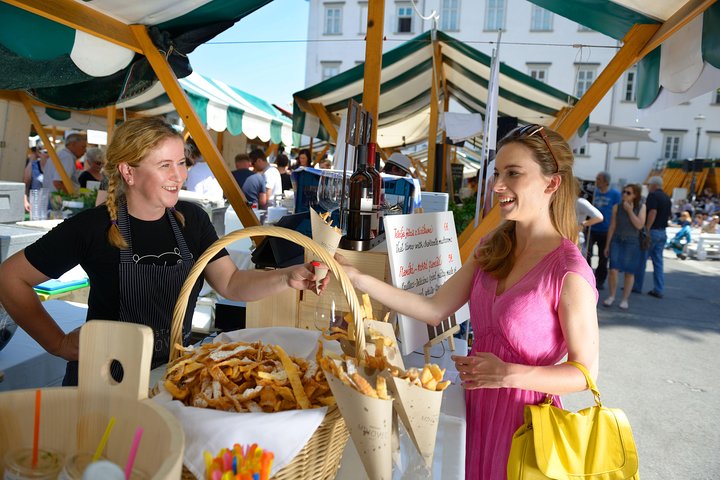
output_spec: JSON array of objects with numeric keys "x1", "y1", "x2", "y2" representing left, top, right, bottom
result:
[
  {"x1": 527, "y1": 1, "x2": 720, "y2": 110},
  {"x1": 0, "y1": 0, "x2": 272, "y2": 110},
  {"x1": 293, "y1": 30, "x2": 578, "y2": 148}
]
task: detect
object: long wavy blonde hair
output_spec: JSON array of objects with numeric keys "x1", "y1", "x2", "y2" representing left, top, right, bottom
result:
[
  {"x1": 103, "y1": 117, "x2": 185, "y2": 249},
  {"x1": 475, "y1": 125, "x2": 579, "y2": 279}
]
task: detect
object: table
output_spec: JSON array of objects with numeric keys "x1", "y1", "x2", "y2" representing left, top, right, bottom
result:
[
  {"x1": 336, "y1": 337, "x2": 467, "y2": 479},
  {"x1": 0, "y1": 300, "x2": 86, "y2": 391}
]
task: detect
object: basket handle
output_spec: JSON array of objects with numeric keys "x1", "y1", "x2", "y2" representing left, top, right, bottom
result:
[{"x1": 169, "y1": 226, "x2": 365, "y2": 361}]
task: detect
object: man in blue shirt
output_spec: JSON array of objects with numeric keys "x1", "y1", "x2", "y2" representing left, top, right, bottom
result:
[
  {"x1": 635, "y1": 176, "x2": 672, "y2": 297},
  {"x1": 585, "y1": 171, "x2": 621, "y2": 290}
]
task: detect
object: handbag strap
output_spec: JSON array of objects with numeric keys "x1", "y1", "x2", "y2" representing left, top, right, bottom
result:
[{"x1": 566, "y1": 360, "x2": 602, "y2": 407}]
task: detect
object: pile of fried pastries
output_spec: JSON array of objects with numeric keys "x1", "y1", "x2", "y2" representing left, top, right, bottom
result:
[
  {"x1": 320, "y1": 326, "x2": 451, "y2": 399},
  {"x1": 163, "y1": 341, "x2": 333, "y2": 413}
]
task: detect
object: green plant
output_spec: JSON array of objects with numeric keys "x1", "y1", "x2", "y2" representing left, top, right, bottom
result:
[{"x1": 449, "y1": 198, "x2": 477, "y2": 235}]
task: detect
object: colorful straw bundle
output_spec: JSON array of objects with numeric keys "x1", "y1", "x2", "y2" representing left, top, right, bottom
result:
[{"x1": 204, "y1": 444, "x2": 274, "y2": 480}]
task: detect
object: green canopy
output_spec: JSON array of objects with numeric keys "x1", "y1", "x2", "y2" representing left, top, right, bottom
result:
[
  {"x1": 527, "y1": 1, "x2": 720, "y2": 110},
  {"x1": 293, "y1": 30, "x2": 577, "y2": 147},
  {"x1": 0, "y1": 0, "x2": 271, "y2": 110}
]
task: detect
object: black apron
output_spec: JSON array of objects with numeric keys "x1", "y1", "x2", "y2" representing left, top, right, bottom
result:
[{"x1": 63, "y1": 202, "x2": 196, "y2": 385}]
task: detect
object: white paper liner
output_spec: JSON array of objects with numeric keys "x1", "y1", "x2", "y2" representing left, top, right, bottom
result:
[
  {"x1": 310, "y1": 208, "x2": 342, "y2": 288},
  {"x1": 152, "y1": 328, "x2": 341, "y2": 478}
]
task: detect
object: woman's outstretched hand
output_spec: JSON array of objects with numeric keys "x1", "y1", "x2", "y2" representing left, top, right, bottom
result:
[
  {"x1": 285, "y1": 261, "x2": 330, "y2": 295},
  {"x1": 451, "y1": 351, "x2": 510, "y2": 390}
]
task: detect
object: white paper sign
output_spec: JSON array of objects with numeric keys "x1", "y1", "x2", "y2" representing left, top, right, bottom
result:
[{"x1": 384, "y1": 211, "x2": 470, "y2": 355}]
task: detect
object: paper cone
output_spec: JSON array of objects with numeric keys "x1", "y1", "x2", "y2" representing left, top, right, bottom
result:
[
  {"x1": 310, "y1": 208, "x2": 342, "y2": 288},
  {"x1": 364, "y1": 319, "x2": 404, "y2": 370},
  {"x1": 382, "y1": 372, "x2": 443, "y2": 467},
  {"x1": 325, "y1": 371, "x2": 393, "y2": 480}
]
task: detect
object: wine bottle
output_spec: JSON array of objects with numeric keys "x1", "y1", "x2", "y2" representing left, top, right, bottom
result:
[
  {"x1": 347, "y1": 143, "x2": 374, "y2": 241},
  {"x1": 366, "y1": 144, "x2": 383, "y2": 236}
]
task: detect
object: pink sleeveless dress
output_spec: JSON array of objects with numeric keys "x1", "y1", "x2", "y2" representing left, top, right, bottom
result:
[{"x1": 465, "y1": 239, "x2": 596, "y2": 479}]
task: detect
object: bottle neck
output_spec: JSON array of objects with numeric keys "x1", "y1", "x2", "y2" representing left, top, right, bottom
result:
[{"x1": 367, "y1": 143, "x2": 377, "y2": 168}]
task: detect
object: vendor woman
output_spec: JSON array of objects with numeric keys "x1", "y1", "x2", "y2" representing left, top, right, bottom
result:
[{"x1": 0, "y1": 117, "x2": 328, "y2": 386}]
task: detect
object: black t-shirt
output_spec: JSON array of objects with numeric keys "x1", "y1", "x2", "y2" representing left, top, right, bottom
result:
[
  {"x1": 25, "y1": 201, "x2": 227, "y2": 322},
  {"x1": 281, "y1": 172, "x2": 292, "y2": 192},
  {"x1": 646, "y1": 189, "x2": 672, "y2": 230}
]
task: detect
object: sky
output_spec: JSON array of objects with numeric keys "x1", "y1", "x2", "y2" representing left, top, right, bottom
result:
[{"x1": 188, "y1": 0, "x2": 310, "y2": 110}]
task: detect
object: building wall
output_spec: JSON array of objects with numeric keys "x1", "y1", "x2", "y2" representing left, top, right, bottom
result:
[{"x1": 304, "y1": 0, "x2": 720, "y2": 186}]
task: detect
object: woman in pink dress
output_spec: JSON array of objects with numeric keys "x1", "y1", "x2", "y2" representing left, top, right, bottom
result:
[{"x1": 338, "y1": 125, "x2": 599, "y2": 479}]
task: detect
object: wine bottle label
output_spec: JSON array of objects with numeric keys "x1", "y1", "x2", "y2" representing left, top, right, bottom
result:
[{"x1": 360, "y1": 197, "x2": 373, "y2": 213}]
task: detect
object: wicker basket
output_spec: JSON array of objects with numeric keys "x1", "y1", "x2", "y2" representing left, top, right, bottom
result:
[{"x1": 170, "y1": 226, "x2": 367, "y2": 480}]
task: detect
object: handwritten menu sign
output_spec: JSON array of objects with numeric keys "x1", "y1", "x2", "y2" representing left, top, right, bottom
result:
[{"x1": 384, "y1": 212, "x2": 470, "y2": 355}]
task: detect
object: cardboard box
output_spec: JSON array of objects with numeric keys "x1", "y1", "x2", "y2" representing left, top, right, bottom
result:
[
  {"x1": 0, "y1": 181, "x2": 25, "y2": 224},
  {"x1": 0, "y1": 224, "x2": 46, "y2": 262}
]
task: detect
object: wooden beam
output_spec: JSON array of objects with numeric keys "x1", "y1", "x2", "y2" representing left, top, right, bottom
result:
[
  {"x1": 426, "y1": 36, "x2": 442, "y2": 191},
  {"x1": 5, "y1": 0, "x2": 142, "y2": 53},
  {"x1": 130, "y1": 25, "x2": 261, "y2": 234},
  {"x1": 106, "y1": 104, "x2": 116, "y2": 141},
  {"x1": 216, "y1": 131, "x2": 225, "y2": 157},
  {"x1": 361, "y1": 0, "x2": 385, "y2": 143},
  {"x1": 314, "y1": 144, "x2": 330, "y2": 165},
  {"x1": 310, "y1": 102, "x2": 339, "y2": 142},
  {"x1": 555, "y1": 24, "x2": 660, "y2": 141},
  {"x1": 264, "y1": 142, "x2": 277, "y2": 159},
  {"x1": 20, "y1": 94, "x2": 76, "y2": 194},
  {"x1": 458, "y1": 205, "x2": 501, "y2": 263},
  {"x1": 638, "y1": 0, "x2": 716, "y2": 59}
]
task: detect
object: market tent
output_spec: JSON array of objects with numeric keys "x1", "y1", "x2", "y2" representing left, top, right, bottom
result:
[
  {"x1": 0, "y1": 0, "x2": 276, "y2": 231},
  {"x1": 527, "y1": 1, "x2": 720, "y2": 111},
  {"x1": 293, "y1": 30, "x2": 578, "y2": 148},
  {"x1": 26, "y1": 72, "x2": 293, "y2": 145},
  {"x1": 0, "y1": 0, "x2": 272, "y2": 110}
]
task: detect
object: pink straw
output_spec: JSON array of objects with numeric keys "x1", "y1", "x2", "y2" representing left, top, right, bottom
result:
[
  {"x1": 124, "y1": 427, "x2": 143, "y2": 480},
  {"x1": 32, "y1": 389, "x2": 41, "y2": 469}
]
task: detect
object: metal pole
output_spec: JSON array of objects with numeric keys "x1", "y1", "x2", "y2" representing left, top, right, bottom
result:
[{"x1": 694, "y1": 126, "x2": 701, "y2": 158}]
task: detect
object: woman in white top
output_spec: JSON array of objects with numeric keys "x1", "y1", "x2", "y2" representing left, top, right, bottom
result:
[
  {"x1": 184, "y1": 138, "x2": 224, "y2": 201},
  {"x1": 576, "y1": 194, "x2": 604, "y2": 254}
]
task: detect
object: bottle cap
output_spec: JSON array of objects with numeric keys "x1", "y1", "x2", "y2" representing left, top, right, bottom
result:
[{"x1": 311, "y1": 261, "x2": 321, "y2": 267}]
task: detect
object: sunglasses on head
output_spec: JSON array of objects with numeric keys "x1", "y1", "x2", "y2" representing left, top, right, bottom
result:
[
  {"x1": 513, "y1": 124, "x2": 559, "y2": 173},
  {"x1": 623, "y1": 190, "x2": 633, "y2": 195}
]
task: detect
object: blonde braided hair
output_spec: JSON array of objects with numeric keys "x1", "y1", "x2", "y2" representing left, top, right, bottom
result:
[{"x1": 103, "y1": 117, "x2": 185, "y2": 249}]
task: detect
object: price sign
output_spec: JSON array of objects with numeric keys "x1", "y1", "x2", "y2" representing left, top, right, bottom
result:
[{"x1": 384, "y1": 211, "x2": 470, "y2": 355}]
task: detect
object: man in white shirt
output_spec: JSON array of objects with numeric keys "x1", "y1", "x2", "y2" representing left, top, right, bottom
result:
[
  {"x1": 43, "y1": 132, "x2": 86, "y2": 193},
  {"x1": 249, "y1": 149, "x2": 282, "y2": 207}
]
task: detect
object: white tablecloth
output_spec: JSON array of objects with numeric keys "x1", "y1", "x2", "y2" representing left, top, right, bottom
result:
[
  {"x1": 0, "y1": 300, "x2": 86, "y2": 391},
  {"x1": 336, "y1": 338, "x2": 467, "y2": 479}
]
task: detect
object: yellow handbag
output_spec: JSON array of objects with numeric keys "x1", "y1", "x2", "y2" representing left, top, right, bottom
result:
[{"x1": 507, "y1": 361, "x2": 639, "y2": 480}]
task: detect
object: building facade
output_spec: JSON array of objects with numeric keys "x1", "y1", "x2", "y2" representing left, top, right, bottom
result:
[{"x1": 304, "y1": 0, "x2": 720, "y2": 186}]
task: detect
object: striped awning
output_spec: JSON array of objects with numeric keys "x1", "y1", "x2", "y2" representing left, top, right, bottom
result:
[
  {"x1": 293, "y1": 30, "x2": 577, "y2": 148},
  {"x1": 27, "y1": 72, "x2": 292, "y2": 144},
  {"x1": 527, "y1": 1, "x2": 720, "y2": 111},
  {"x1": 0, "y1": 0, "x2": 272, "y2": 110}
]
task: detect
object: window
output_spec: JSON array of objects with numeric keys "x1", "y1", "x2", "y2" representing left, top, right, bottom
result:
[
  {"x1": 440, "y1": 0, "x2": 460, "y2": 31},
  {"x1": 484, "y1": 0, "x2": 505, "y2": 31},
  {"x1": 573, "y1": 145, "x2": 588, "y2": 156},
  {"x1": 396, "y1": 4, "x2": 413, "y2": 33},
  {"x1": 527, "y1": 63, "x2": 549, "y2": 83},
  {"x1": 575, "y1": 65, "x2": 597, "y2": 97},
  {"x1": 713, "y1": 88, "x2": 720, "y2": 105},
  {"x1": 530, "y1": 5, "x2": 552, "y2": 31},
  {"x1": 623, "y1": 67, "x2": 637, "y2": 102},
  {"x1": 321, "y1": 61, "x2": 341, "y2": 80},
  {"x1": 324, "y1": 5, "x2": 342, "y2": 35},
  {"x1": 663, "y1": 134, "x2": 681, "y2": 160},
  {"x1": 358, "y1": 2, "x2": 368, "y2": 34}
]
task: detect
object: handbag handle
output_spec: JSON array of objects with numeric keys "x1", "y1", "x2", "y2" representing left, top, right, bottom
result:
[{"x1": 566, "y1": 360, "x2": 602, "y2": 407}]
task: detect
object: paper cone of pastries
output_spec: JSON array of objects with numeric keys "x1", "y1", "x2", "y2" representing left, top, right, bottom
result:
[
  {"x1": 310, "y1": 208, "x2": 342, "y2": 289},
  {"x1": 324, "y1": 366, "x2": 393, "y2": 480},
  {"x1": 364, "y1": 319, "x2": 404, "y2": 370},
  {"x1": 381, "y1": 369, "x2": 444, "y2": 467}
]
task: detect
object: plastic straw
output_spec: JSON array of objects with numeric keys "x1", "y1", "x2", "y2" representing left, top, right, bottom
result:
[
  {"x1": 32, "y1": 389, "x2": 41, "y2": 469},
  {"x1": 124, "y1": 427, "x2": 143, "y2": 480},
  {"x1": 93, "y1": 416, "x2": 116, "y2": 462}
]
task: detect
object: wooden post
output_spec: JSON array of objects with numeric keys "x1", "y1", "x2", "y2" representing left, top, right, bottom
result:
[
  {"x1": 130, "y1": 25, "x2": 261, "y2": 235},
  {"x1": 106, "y1": 104, "x2": 116, "y2": 141},
  {"x1": 216, "y1": 131, "x2": 224, "y2": 158},
  {"x1": 361, "y1": 0, "x2": 385, "y2": 143},
  {"x1": 20, "y1": 94, "x2": 76, "y2": 194},
  {"x1": 310, "y1": 102, "x2": 339, "y2": 142},
  {"x1": 426, "y1": 35, "x2": 441, "y2": 191},
  {"x1": 264, "y1": 142, "x2": 277, "y2": 158}
]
